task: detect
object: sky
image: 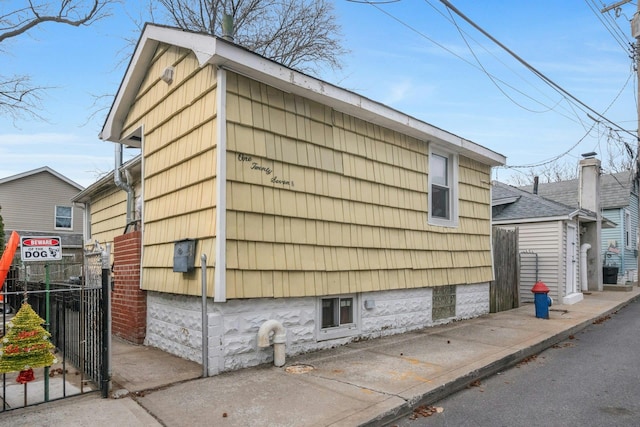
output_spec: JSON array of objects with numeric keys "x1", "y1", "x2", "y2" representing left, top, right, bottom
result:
[{"x1": 1, "y1": 0, "x2": 638, "y2": 187}]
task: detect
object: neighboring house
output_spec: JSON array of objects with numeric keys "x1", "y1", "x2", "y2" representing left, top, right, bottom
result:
[
  {"x1": 521, "y1": 168, "x2": 638, "y2": 284},
  {"x1": 492, "y1": 181, "x2": 600, "y2": 305},
  {"x1": 76, "y1": 24, "x2": 506, "y2": 374},
  {"x1": 0, "y1": 167, "x2": 85, "y2": 266}
]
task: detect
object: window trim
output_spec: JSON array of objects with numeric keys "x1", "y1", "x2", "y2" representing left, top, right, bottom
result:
[
  {"x1": 317, "y1": 294, "x2": 360, "y2": 341},
  {"x1": 428, "y1": 148, "x2": 459, "y2": 227},
  {"x1": 54, "y1": 205, "x2": 73, "y2": 230},
  {"x1": 625, "y1": 209, "x2": 634, "y2": 249}
]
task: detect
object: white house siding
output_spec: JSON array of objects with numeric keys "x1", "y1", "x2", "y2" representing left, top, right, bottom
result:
[
  {"x1": 145, "y1": 283, "x2": 489, "y2": 374},
  {"x1": 509, "y1": 221, "x2": 565, "y2": 303},
  {"x1": 0, "y1": 172, "x2": 84, "y2": 246}
]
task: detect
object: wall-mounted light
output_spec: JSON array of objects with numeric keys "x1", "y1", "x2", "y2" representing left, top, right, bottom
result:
[{"x1": 161, "y1": 66, "x2": 174, "y2": 85}]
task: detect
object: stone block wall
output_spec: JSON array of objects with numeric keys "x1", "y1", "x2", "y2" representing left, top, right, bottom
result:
[
  {"x1": 113, "y1": 231, "x2": 146, "y2": 344},
  {"x1": 145, "y1": 282, "x2": 489, "y2": 375}
]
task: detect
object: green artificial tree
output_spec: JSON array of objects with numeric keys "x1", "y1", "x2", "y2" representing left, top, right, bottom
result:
[{"x1": 0, "y1": 303, "x2": 56, "y2": 383}]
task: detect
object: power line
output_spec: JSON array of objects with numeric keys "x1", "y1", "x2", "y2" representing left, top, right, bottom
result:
[
  {"x1": 438, "y1": 0, "x2": 637, "y2": 141},
  {"x1": 422, "y1": 0, "x2": 590, "y2": 124},
  {"x1": 348, "y1": 0, "x2": 636, "y2": 168},
  {"x1": 585, "y1": 0, "x2": 634, "y2": 54},
  {"x1": 355, "y1": 0, "x2": 592, "y2": 125}
]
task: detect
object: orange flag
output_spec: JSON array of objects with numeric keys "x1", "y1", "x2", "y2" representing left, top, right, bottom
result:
[{"x1": 0, "y1": 231, "x2": 20, "y2": 300}]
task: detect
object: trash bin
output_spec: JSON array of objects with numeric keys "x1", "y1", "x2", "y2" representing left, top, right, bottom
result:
[
  {"x1": 531, "y1": 281, "x2": 552, "y2": 319},
  {"x1": 602, "y1": 266, "x2": 619, "y2": 284}
]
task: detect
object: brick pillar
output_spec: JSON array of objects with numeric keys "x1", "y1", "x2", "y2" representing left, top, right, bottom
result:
[{"x1": 113, "y1": 230, "x2": 146, "y2": 344}]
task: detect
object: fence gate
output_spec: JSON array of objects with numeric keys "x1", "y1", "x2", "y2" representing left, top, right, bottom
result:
[
  {"x1": 490, "y1": 227, "x2": 520, "y2": 313},
  {"x1": 0, "y1": 246, "x2": 109, "y2": 412}
]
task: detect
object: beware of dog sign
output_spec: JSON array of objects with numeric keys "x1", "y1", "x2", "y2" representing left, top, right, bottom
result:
[{"x1": 20, "y1": 236, "x2": 62, "y2": 261}]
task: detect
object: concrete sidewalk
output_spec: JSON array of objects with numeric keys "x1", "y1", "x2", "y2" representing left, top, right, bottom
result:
[{"x1": 1, "y1": 287, "x2": 638, "y2": 427}]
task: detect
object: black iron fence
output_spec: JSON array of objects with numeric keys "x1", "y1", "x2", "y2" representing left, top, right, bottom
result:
[{"x1": 0, "y1": 249, "x2": 108, "y2": 412}]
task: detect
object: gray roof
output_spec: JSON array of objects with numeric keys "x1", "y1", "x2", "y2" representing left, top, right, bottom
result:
[
  {"x1": 519, "y1": 170, "x2": 634, "y2": 210},
  {"x1": 492, "y1": 181, "x2": 596, "y2": 223},
  {"x1": 0, "y1": 166, "x2": 83, "y2": 190}
]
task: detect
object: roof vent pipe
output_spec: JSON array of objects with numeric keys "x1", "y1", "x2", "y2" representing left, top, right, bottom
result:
[
  {"x1": 221, "y1": 14, "x2": 234, "y2": 42},
  {"x1": 533, "y1": 176, "x2": 539, "y2": 195},
  {"x1": 114, "y1": 143, "x2": 135, "y2": 225}
]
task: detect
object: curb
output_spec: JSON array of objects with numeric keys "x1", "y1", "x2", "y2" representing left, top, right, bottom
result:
[{"x1": 361, "y1": 294, "x2": 640, "y2": 427}]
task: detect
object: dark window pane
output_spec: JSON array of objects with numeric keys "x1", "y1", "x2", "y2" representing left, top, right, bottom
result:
[
  {"x1": 322, "y1": 298, "x2": 337, "y2": 328},
  {"x1": 56, "y1": 217, "x2": 72, "y2": 228},
  {"x1": 340, "y1": 298, "x2": 353, "y2": 324},
  {"x1": 432, "y1": 185, "x2": 449, "y2": 219},
  {"x1": 56, "y1": 206, "x2": 71, "y2": 217}
]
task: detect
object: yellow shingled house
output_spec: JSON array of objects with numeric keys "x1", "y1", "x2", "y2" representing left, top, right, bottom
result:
[{"x1": 74, "y1": 24, "x2": 506, "y2": 375}]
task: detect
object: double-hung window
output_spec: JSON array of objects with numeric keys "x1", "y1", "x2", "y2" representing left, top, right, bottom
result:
[
  {"x1": 428, "y1": 149, "x2": 458, "y2": 227},
  {"x1": 55, "y1": 205, "x2": 73, "y2": 230}
]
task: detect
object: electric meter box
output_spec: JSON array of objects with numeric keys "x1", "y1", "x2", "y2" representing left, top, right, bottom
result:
[{"x1": 173, "y1": 239, "x2": 196, "y2": 273}]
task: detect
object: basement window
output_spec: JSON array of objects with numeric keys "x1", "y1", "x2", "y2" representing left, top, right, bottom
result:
[
  {"x1": 432, "y1": 285, "x2": 456, "y2": 321},
  {"x1": 318, "y1": 295, "x2": 359, "y2": 341}
]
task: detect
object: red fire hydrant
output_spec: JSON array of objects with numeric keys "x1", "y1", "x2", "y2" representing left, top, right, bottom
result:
[{"x1": 531, "y1": 281, "x2": 552, "y2": 319}]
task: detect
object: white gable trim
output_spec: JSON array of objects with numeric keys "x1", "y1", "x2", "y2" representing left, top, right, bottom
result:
[{"x1": 101, "y1": 24, "x2": 505, "y2": 167}]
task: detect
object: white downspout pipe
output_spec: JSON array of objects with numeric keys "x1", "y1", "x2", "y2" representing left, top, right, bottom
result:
[
  {"x1": 257, "y1": 320, "x2": 286, "y2": 367},
  {"x1": 581, "y1": 243, "x2": 591, "y2": 292},
  {"x1": 214, "y1": 67, "x2": 227, "y2": 302}
]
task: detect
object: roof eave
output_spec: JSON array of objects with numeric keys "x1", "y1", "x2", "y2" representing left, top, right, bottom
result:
[
  {"x1": 101, "y1": 24, "x2": 506, "y2": 167},
  {"x1": 0, "y1": 166, "x2": 84, "y2": 190},
  {"x1": 492, "y1": 215, "x2": 573, "y2": 225}
]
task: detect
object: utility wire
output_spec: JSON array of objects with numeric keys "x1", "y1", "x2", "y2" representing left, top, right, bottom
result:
[
  {"x1": 445, "y1": 7, "x2": 552, "y2": 113},
  {"x1": 353, "y1": 0, "x2": 587, "y2": 125},
  {"x1": 349, "y1": 0, "x2": 636, "y2": 167},
  {"x1": 439, "y1": 0, "x2": 637, "y2": 140},
  {"x1": 423, "y1": 0, "x2": 587, "y2": 123},
  {"x1": 585, "y1": 0, "x2": 633, "y2": 53},
  {"x1": 505, "y1": 68, "x2": 635, "y2": 168}
]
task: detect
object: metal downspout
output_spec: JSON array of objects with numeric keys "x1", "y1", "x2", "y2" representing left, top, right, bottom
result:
[{"x1": 114, "y1": 143, "x2": 135, "y2": 225}]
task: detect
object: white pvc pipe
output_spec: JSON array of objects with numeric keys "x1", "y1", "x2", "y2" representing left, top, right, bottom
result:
[
  {"x1": 257, "y1": 320, "x2": 286, "y2": 367},
  {"x1": 201, "y1": 254, "x2": 208, "y2": 377},
  {"x1": 581, "y1": 243, "x2": 591, "y2": 292}
]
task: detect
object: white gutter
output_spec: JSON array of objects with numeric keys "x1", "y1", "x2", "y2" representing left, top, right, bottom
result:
[
  {"x1": 492, "y1": 215, "x2": 577, "y2": 225},
  {"x1": 214, "y1": 67, "x2": 227, "y2": 303}
]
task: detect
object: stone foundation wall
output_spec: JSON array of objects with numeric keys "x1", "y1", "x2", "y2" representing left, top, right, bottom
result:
[{"x1": 145, "y1": 282, "x2": 490, "y2": 375}]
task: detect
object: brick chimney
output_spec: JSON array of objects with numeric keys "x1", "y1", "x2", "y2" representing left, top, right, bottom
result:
[{"x1": 579, "y1": 156, "x2": 602, "y2": 291}]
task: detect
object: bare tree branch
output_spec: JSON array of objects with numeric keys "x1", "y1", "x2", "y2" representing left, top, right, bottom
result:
[
  {"x1": 0, "y1": 1, "x2": 112, "y2": 43},
  {"x1": 0, "y1": 1, "x2": 116, "y2": 119},
  {"x1": 154, "y1": 0, "x2": 347, "y2": 75},
  {"x1": 0, "y1": 74, "x2": 47, "y2": 123}
]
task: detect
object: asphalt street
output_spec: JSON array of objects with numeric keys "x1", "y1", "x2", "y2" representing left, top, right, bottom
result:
[{"x1": 391, "y1": 298, "x2": 640, "y2": 427}]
